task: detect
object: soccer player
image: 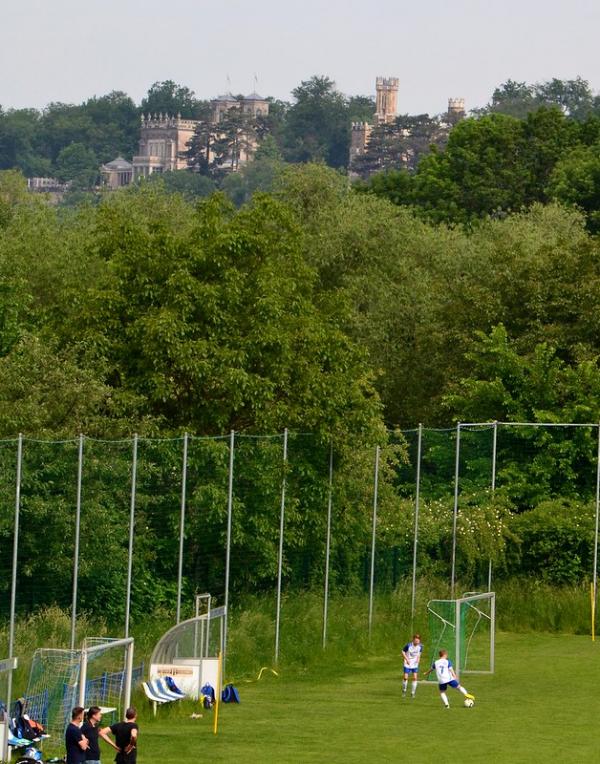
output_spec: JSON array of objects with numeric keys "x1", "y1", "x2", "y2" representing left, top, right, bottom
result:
[
  {"x1": 100, "y1": 707, "x2": 138, "y2": 764},
  {"x1": 424, "y1": 649, "x2": 475, "y2": 708},
  {"x1": 401, "y1": 633, "x2": 423, "y2": 698}
]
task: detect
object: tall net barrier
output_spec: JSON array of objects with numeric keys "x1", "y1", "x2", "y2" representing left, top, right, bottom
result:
[
  {"x1": 427, "y1": 592, "x2": 495, "y2": 677},
  {"x1": 0, "y1": 424, "x2": 599, "y2": 685},
  {"x1": 182, "y1": 436, "x2": 230, "y2": 615},
  {"x1": 0, "y1": 440, "x2": 18, "y2": 650},
  {"x1": 19, "y1": 439, "x2": 79, "y2": 613},
  {"x1": 78, "y1": 438, "x2": 133, "y2": 629}
]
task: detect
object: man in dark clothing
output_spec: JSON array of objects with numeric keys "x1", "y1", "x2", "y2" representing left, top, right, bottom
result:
[
  {"x1": 65, "y1": 706, "x2": 89, "y2": 764},
  {"x1": 81, "y1": 706, "x2": 103, "y2": 764},
  {"x1": 100, "y1": 707, "x2": 138, "y2": 764}
]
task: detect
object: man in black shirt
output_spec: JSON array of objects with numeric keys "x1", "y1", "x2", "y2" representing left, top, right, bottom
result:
[
  {"x1": 100, "y1": 707, "x2": 138, "y2": 764},
  {"x1": 81, "y1": 706, "x2": 103, "y2": 764},
  {"x1": 65, "y1": 706, "x2": 89, "y2": 764}
]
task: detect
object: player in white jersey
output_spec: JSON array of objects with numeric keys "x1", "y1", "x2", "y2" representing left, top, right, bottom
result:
[
  {"x1": 401, "y1": 633, "x2": 423, "y2": 698},
  {"x1": 423, "y1": 649, "x2": 475, "y2": 708}
]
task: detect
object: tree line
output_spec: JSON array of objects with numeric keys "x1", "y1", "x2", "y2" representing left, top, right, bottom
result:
[{"x1": 1, "y1": 156, "x2": 600, "y2": 615}]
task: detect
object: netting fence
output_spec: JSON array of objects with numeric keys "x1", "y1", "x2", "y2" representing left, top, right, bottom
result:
[{"x1": 0, "y1": 422, "x2": 599, "y2": 701}]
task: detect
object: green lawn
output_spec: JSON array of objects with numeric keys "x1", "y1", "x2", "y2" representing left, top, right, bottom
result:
[{"x1": 125, "y1": 632, "x2": 597, "y2": 763}]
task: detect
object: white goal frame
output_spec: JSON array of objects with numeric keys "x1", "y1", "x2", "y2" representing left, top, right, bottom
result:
[
  {"x1": 78, "y1": 637, "x2": 134, "y2": 710},
  {"x1": 427, "y1": 591, "x2": 495, "y2": 676}
]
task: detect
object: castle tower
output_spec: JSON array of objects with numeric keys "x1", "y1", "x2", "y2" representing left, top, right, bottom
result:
[
  {"x1": 447, "y1": 98, "x2": 466, "y2": 123},
  {"x1": 374, "y1": 77, "x2": 399, "y2": 125}
]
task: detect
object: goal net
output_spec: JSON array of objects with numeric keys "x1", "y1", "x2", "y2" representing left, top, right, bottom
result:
[
  {"x1": 25, "y1": 637, "x2": 134, "y2": 740},
  {"x1": 426, "y1": 592, "x2": 495, "y2": 678}
]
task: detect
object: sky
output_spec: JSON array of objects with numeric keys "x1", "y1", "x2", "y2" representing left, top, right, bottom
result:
[{"x1": 2, "y1": 0, "x2": 600, "y2": 114}]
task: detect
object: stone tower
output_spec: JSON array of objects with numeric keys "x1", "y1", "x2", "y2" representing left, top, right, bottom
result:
[
  {"x1": 374, "y1": 77, "x2": 399, "y2": 125},
  {"x1": 447, "y1": 98, "x2": 466, "y2": 123}
]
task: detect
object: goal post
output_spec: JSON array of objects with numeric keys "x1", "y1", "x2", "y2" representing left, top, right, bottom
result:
[
  {"x1": 78, "y1": 637, "x2": 134, "y2": 711},
  {"x1": 25, "y1": 637, "x2": 135, "y2": 740},
  {"x1": 427, "y1": 591, "x2": 495, "y2": 677}
]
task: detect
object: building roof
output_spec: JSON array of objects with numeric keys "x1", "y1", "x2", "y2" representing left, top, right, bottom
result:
[
  {"x1": 244, "y1": 91, "x2": 266, "y2": 101},
  {"x1": 102, "y1": 157, "x2": 133, "y2": 170},
  {"x1": 215, "y1": 91, "x2": 237, "y2": 102}
]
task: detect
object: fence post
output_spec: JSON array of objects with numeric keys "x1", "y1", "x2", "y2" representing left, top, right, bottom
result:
[
  {"x1": 71, "y1": 434, "x2": 84, "y2": 651},
  {"x1": 368, "y1": 445, "x2": 380, "y2": 639},
  {"x1": 6, "y1": 434, "x2": 23, "y2": 741},
  {"x1": 223, "y1": 430, "x2": 235, "y2": 675},
  {"x1": 176, "y1": 433, "x2": 189, "y2": 624},
  {"x1": 593, "y1": 423, "x2": 600, "y2": 618},
  {"x1": 450, "y1": 423, "x2": 461, "y2": 598},
  {"x1": 124, "y1": 434, "x2": 138, "y2": 638},
  {"x1": 411, "y1": 424, "x2": 423, "y2": 625},
  {"x1": 488, "y1": 421, "x2": 498, "y2": 591},
  {"x1": 274, "y1": 428, "x2": 288, "y2": 664},
  {"x1": 322, "y1": 441, "x2": 334, "y2": 649}
]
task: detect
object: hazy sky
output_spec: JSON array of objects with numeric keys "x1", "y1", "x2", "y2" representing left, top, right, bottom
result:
[{"x1": 2, "y1": 0, "x2": 599, "y2": 114}]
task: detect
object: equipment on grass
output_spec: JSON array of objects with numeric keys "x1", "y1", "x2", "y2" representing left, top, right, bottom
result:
[
  {"x1": 463, "y1": 698, "x2": 475, "y2": 708},
  {"x1": 150, "y1": 596, "x2": 226, "y2": 699},
  {"x1": 427, "y1": 592, "x2": 495, "y2": 677}
]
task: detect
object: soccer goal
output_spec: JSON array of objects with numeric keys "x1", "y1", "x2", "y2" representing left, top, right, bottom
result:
[
  {"x1": 427, "y1": 591, "x2": 495, "y2": 677},
  {"x1": 25, "y1": 637, "x2": 134, "y2": 739}
]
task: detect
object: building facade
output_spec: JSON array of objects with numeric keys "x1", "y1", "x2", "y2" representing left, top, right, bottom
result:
[
  {"x1": 105, "y1": 92, "x2": 272, "y2": 185},
  {"x1": 350, "y1": 78, "x2": 466, "y2": 176}
]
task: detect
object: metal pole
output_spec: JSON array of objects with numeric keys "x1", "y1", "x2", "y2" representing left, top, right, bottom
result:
[
  {"x1": 450, "y1": 423, "x2": 461, "y2": 598},
  {"x1": 78, "y1": 649, "x2": 88, "y2": 708},
  {"x1": 71, "y1": 434, "x2": 84, "y2": 651},
  {"x1": 489, "y1": 421, "x2": 498, "y2": 592},
  {"x1": 411, "y1": 424, "x2": 423, "y2": 624},
  {"x1": 593, "y1": 423, "x2": 600, "y2": 613},
  {"x1": 223, "y1": 430, "x2": 235, "y2": 673},
  {"x1": 124, "y1": 434, "x2": 138, "y2": 638},
  {"x1": 322, "y1": 442, "x2": 334, "y2": 649},
  {"x1": 274, "y1": 428, "x2": 288, "y2": 663},
  {"x1": 6, "y1": 434, "x2": 22, "y2": 759},
  {"x1": 124, "y1": 640, "x2": 134, "y2": 709},
  {"x1": 176, "y1": 433, "x2": 189, "y2": 624},
  {"x1": 368, "y1": 445, "x2": 380, "y2": 639}
]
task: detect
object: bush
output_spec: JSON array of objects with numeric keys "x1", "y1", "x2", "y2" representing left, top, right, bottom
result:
[{"x1": 508, "y1": 498, "x2": 595, "y2": 584}]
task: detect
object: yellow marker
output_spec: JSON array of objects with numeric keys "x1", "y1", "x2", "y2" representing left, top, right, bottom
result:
[{"x1": 213, "y1": 651, "x2": 222, "y2": 735}]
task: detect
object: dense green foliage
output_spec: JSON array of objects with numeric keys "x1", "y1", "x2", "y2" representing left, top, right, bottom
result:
[{"x1": 1, "y1": 159, "x2": 600, "y2": 618}]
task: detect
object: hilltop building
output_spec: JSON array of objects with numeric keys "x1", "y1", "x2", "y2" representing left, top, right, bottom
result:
[
  {"x1": 101, "y1": 91, "x2": 270, "y2": 188},
  {"x1": 350, "y1": 78, "x2": 466, "y2": 176}
]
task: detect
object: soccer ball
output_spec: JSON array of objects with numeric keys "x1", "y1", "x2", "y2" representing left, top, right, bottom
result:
[{"x1": 463, "y1": 698, "x2": 474, "y2": 708}]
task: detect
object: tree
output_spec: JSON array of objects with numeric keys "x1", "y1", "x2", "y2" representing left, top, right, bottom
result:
[
  {"x1": 145, "y1": 169, "x2": 216, "y2": 200},
  {"x1": 141, "y1": 80, "x2": 209, "y2": 119},
  {"x1": 283, "y1": 76, "x2": 349, "y2": 167},
  {"x1": 212, "y1": 107, "x2": 257, "y2": 172},
  {"x1": 0, "y1": 108, "x2": 51, "y2": 176},
  {"x1": 351, "y1": 114, "x2": 447, "y2": 179},
  {"x1": 535, "y1": 77, "x2": 594, "y2": 120},
  {"x1": 548, "y1": 144, "x2": 600, "y2": 232},
  {"x1": 85, "y1": 185, "x2": 381, "y2": 436},
  {"x1": 55, "y1": 142, "x2": 98, "y2": 188},
  {"x1": 186, "y1": 120, "x2": 221, "y2": 177}
]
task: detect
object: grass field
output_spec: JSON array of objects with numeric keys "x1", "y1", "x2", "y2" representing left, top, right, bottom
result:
[{"x1": 137, "y1": 631, "x2": 597, "y2": 764}]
